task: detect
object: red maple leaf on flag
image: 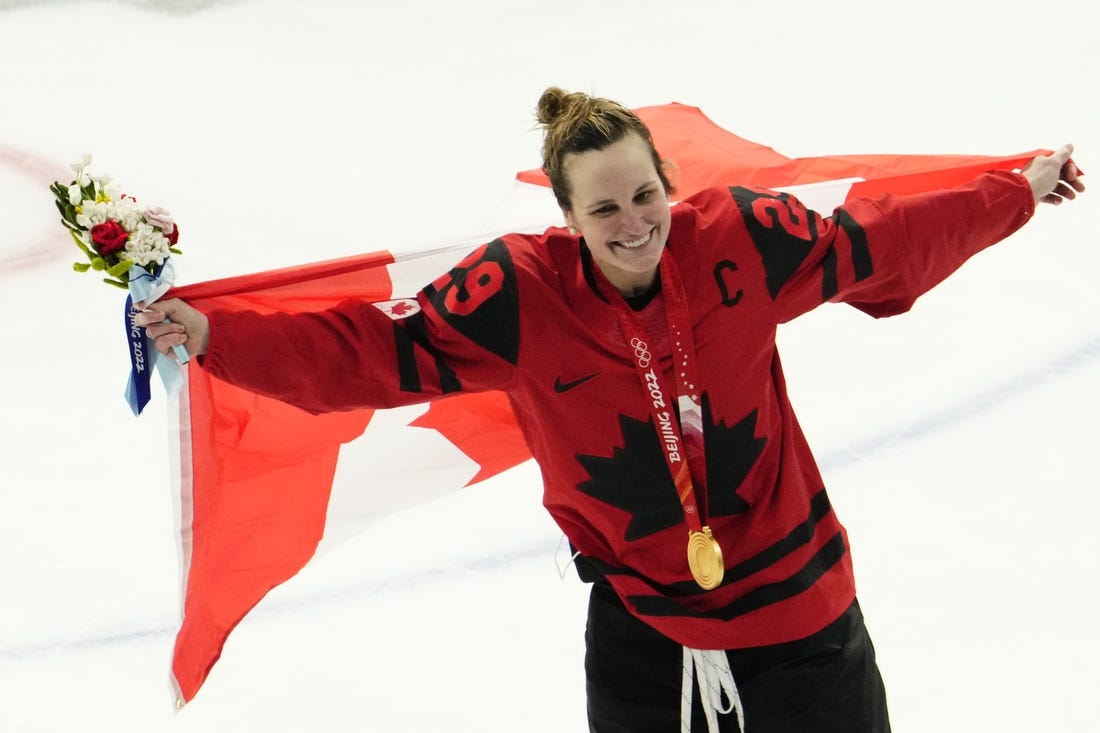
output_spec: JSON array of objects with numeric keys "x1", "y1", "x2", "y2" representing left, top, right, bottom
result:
[{"x1": 410, "y1": 391, "x2": 531, "y2": 485}]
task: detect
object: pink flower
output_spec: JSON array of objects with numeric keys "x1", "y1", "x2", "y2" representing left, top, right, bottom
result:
[{"x1": 143, "y1": 206, "x2": 175, "y2": 233}]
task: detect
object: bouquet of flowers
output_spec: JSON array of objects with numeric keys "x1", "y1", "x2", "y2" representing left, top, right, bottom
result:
[
  {"x1": 51, "y1": 155, "x2": 187, "y2": 415},
  {"x1": 50, "y1": 154, "x2": 181, "y2": 289}
]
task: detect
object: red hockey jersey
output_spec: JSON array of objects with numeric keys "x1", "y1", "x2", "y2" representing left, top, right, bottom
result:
[{"x1": 201, "y1": 170, "x2": 1033, "y2": 650}]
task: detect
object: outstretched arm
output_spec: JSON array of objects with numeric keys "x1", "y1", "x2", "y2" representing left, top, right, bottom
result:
[
  {"x1": 762, "y1": 143, "x2": 1084, "y2": 323},
  {"x1": 133, "y1": 238, "x2": 524, "y2": 414}
]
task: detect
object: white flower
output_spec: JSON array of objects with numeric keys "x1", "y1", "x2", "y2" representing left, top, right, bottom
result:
[
  {"x1": 67, "y1": 184, "x2": 83, "y2": 206},
  {"x1": 75, "y1": 200, "x2": 111, "y2": 228},
  {"x1": 125, "y1": 222, "x2": 172, "y2": 266},
  {"x1": 70, "y1": 154, "x2": 92, "y2": 173},
  {"x1": 111, "y1": 198, "x2": 144, "y2": 231}
]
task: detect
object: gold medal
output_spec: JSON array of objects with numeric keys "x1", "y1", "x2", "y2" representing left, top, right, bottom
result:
[{"x1": 687, "y1": 526, "x2": 724, "y2": 590}]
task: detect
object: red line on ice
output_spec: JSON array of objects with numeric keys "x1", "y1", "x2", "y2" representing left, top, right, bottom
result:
[{"x1": 0, "y1": 145, "x2": 73, "y2": 275}]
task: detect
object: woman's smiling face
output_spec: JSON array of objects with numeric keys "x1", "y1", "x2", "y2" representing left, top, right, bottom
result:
[{"x1": 563, "y1": 133, "x2": 671, "y2": 297}]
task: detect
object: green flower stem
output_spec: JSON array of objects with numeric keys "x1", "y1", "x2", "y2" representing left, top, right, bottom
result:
[
  {"x1": 68, "y1": 229, "x2": 94, "y2": 258},
  {"x1": 106, "y1": 258, "x2": 134, "y2": 278}
]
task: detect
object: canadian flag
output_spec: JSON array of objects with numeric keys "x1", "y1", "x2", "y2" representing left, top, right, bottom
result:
[{"x1": 165, "y1": 102, "x2": 1043, "y2": 704}]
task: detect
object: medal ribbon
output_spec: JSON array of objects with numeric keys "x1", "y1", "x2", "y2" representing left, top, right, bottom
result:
[{"x1": 591, "y1": 251, "x2": 708, "y2": 532}]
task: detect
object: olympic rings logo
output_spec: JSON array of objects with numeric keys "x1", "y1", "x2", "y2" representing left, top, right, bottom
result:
[{"x1": 630, "y1": 337, "x2": 652, "y2": 368}]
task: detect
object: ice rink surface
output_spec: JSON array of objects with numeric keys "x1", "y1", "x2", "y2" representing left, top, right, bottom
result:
[{"x1": 0, "y1": 1, "x2": 1097, "y2": 730}]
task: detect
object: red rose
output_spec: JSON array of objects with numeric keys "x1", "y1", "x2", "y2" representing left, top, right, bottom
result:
[
  {"x1": 90, "y1": 220, "x2": 129, "y2": 255},
  {"x1": 167, "y1": 223, "x2": 180, "y2": 245}
]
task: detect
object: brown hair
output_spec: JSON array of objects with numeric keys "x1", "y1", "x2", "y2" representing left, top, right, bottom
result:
[{"x1": 536, "y1": 87, "x2": 672, "y2": 210}]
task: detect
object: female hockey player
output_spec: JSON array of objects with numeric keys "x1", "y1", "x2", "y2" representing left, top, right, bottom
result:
[{"x1": 136, "y1": 87, "x2": 1083, "y2": 732}]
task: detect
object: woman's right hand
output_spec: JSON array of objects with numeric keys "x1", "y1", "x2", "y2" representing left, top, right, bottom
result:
[{"x1": 134, "y1": 298, "x2": 210, "y2": 359}]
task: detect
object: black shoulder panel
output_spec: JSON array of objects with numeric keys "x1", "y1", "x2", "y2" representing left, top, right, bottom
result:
[
  {"x1": 422, "y1": 239, "x2": 520, "y2": 365},
  {"x1": 729, "y1": 186, "x2": 819, "y2": 300}
]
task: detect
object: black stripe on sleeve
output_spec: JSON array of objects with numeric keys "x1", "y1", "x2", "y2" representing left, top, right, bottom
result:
[
  {"x1": 394, "y1": 311, "x2": 462, "y2": 395},
  {"x1": 821, "y1": 244, "x2": 839, "y2": 301},
  {"x1": 393, "y1": 321, "x2": 421, "y2": 393},
  {"x1": 834, "y1": 208, "x2": 873, "y2": 282}
]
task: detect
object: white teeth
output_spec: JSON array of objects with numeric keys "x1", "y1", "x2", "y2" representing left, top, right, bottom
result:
[{"x1": 619, "y1": 230, "x2": 652, "y2": 248}]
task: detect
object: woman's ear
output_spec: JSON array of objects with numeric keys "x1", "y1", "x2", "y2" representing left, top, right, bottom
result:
[
  {"x1": 563, "y1": 209, "x2": 578, "y2": 236},
  {"x1": 661, "y1": 158, "x2": 680, "y2": 196}
]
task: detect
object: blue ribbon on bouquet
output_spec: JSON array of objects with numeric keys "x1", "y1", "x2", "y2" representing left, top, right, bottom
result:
[{"x1": 123, "y1": 260, "x2": 190, "y2": 416}]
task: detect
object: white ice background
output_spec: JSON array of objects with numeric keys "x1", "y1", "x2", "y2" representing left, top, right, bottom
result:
[{"x1": 0, "y1": 1, "x2": 1097, "y2": 731}]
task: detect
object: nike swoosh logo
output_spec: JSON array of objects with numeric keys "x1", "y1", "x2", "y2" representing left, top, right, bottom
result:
[{"x1": 554, "y1": 371, "x2": 601, "y2": 394}]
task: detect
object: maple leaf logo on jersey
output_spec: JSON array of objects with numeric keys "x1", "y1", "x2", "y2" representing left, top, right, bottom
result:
[
  {"x1": 577, "y1": 395, "x2": 767, "y2": 542},
  {"x1": 577, "y1": 413, "x2": 683, "y2": 541},
  {"x1": 372, "y1": 298, "x2": 421, "y2": 320},
  {"x1": 702, "y1": 395, "x2": 765, "y2": 519}
]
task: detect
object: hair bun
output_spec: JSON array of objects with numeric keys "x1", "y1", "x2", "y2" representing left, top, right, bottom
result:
[
  {"x1": 536, "y1": 87, "x2": 566, "y2": 125},
  {"x1": 537, "y1": 87, "x2": 601, "y2": 127}
]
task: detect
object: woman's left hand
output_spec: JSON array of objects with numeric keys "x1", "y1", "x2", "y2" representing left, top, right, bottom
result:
[{"x1": 1022, "y1": 144, "x2": 1085, "y2": 206}]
